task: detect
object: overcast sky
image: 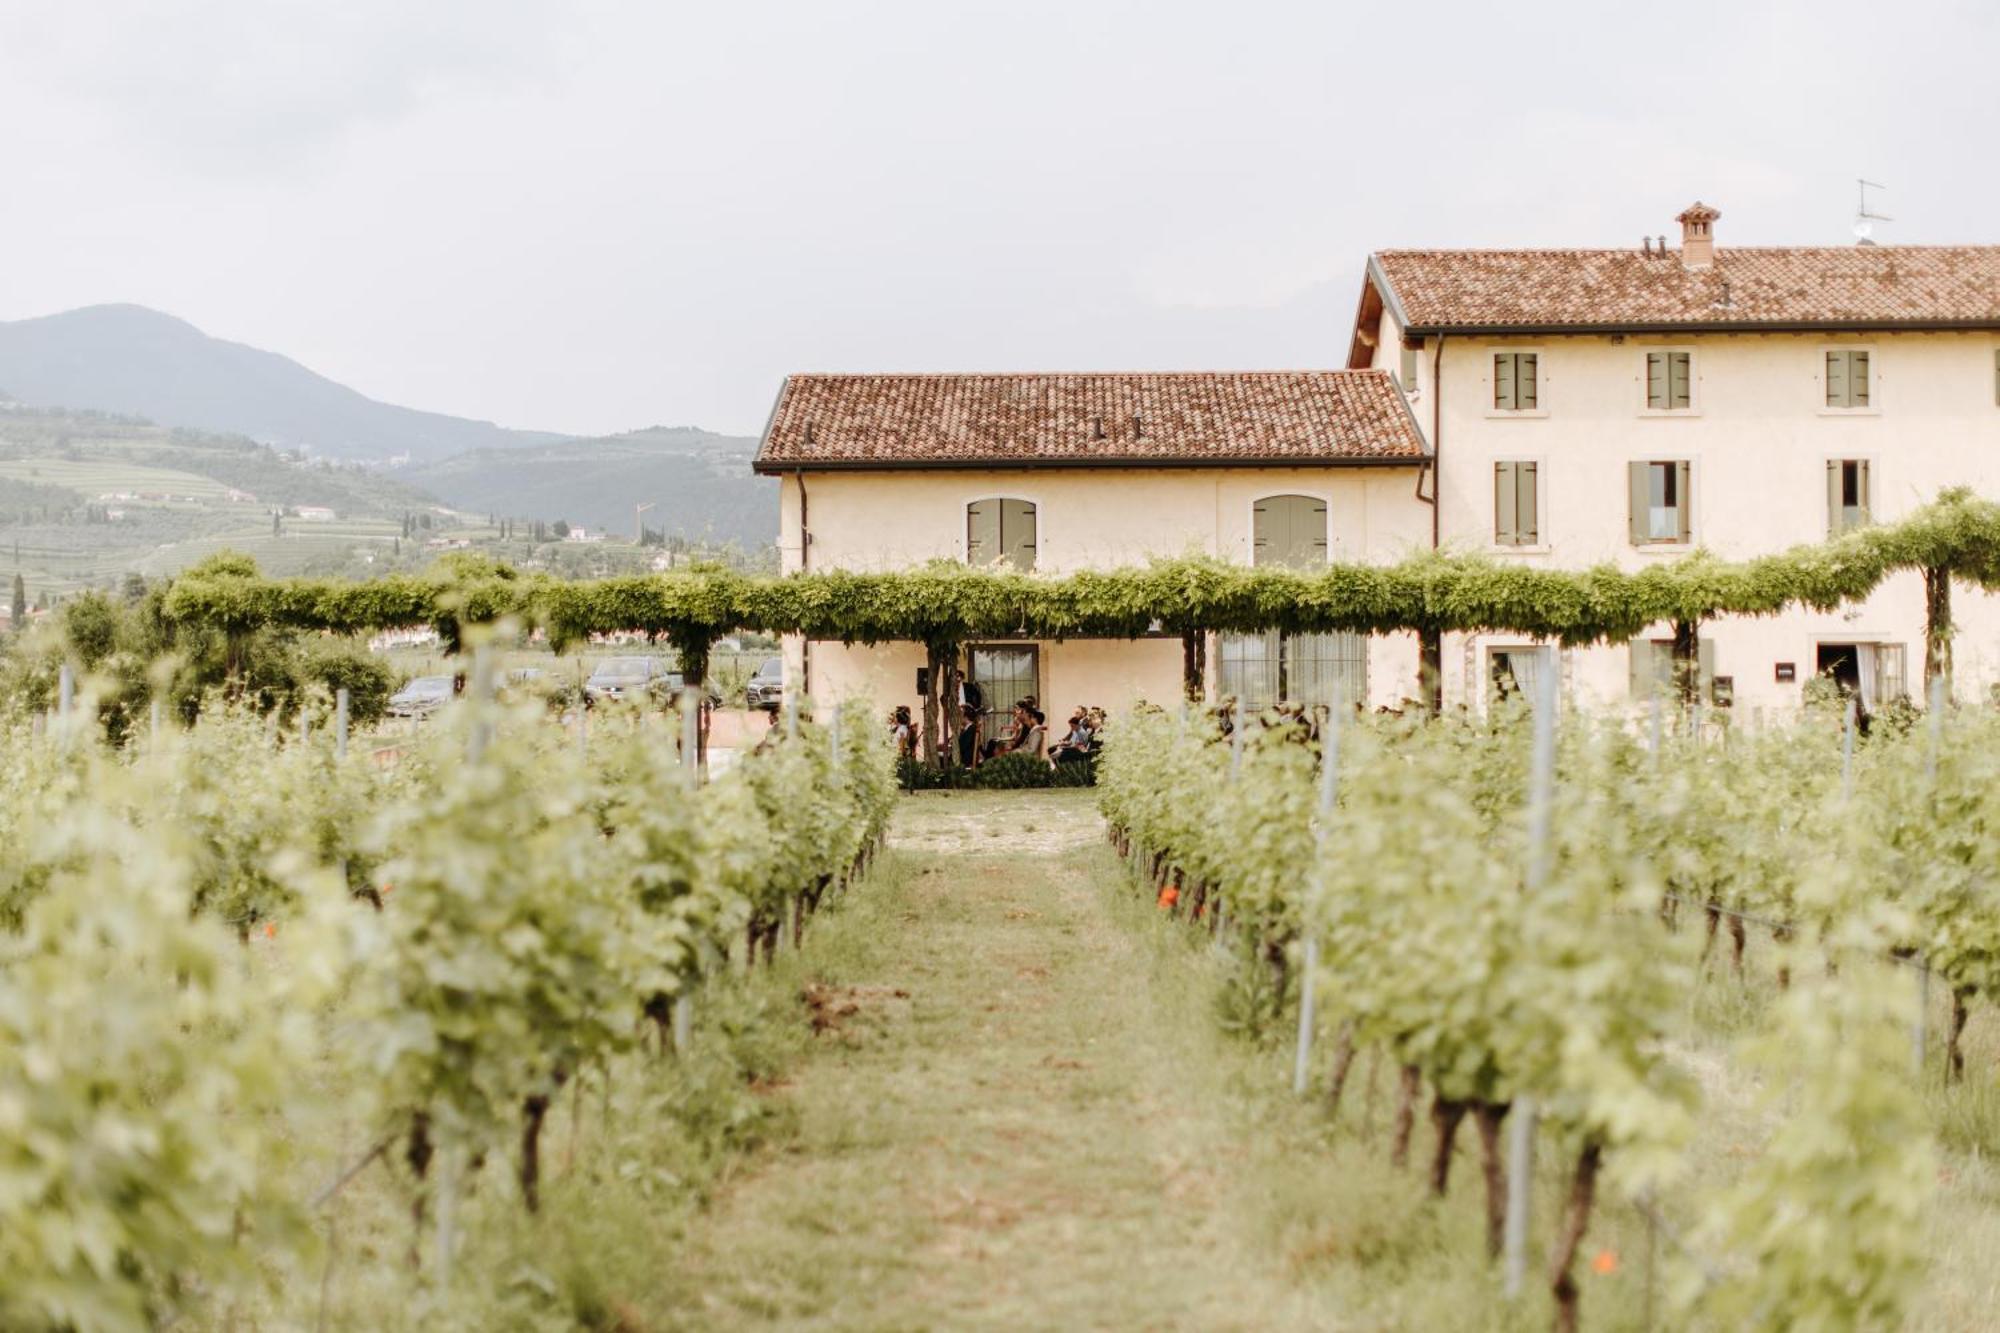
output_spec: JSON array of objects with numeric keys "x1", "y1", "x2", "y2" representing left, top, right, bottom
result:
[{"x1": 2, "y1": 0, "x2": 1995, "y2": 438}]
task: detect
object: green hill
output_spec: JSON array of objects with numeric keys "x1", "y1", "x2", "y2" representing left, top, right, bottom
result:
[
  {"x1": 0, "y1": 405, "x2": 449, "y2": 599},
  {"x1": 407, "y1": 426, "x2": 776, "y2": 547},
  {"x1": 0, "y1": 304, "x2": 564, "y2": 463}
]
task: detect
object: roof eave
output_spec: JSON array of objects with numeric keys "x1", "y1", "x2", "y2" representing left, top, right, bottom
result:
[
  {"x1": 1395, "y1": 317, "x2": 2000, "y2": 338},
  {"x1": 751, "y1": 454, "x2": 1428, "y2": 476}
]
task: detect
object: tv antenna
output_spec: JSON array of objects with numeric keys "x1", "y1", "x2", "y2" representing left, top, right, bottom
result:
[{"x1": 1853, "y1": 178, "x2": 1892, "y2": 245}]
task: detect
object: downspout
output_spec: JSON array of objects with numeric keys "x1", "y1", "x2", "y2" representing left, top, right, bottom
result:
[
  {"x1": 795, "y1": 468, "x2": 811, "y2": 709},
  {"x1": 1418, "y1": 336, "x2": 1445, "y2": 711}
]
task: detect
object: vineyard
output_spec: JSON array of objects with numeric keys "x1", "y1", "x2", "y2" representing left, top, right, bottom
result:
[
  {"x1": 1098, "y1": 694, "x2": 2000, "y2": 1331},
  {"x1": 9, "y1": 648, "x2": 2000, "y2": 1328},
  {"x1": 0, "y1": 669, "x2": 897, "y2": 1330}
]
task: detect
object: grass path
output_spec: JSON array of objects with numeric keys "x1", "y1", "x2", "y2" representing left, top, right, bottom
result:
[{"x1": 642, "y1": 791, "x2": 1342, "y2": 1331}]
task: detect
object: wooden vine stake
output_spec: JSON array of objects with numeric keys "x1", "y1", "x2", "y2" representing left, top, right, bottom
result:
[
  {"x1": 1504, "y1": 663, "x2": 1559, "y2": 1300},
  {"x1": 1293, "y1": 709, "x2": 1340, "y2": 1096}
]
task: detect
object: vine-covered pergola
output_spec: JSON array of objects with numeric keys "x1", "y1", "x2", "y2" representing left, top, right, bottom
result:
[{"x1": 159, "y1": 490, "x2": 2000, "y2": 762}]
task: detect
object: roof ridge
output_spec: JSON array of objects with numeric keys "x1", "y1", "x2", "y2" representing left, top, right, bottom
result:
[{"x1": 777, "y1": 368, "x2": 1390, "y2": 380}]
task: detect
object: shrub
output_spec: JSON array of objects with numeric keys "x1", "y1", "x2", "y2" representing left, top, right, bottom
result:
[{"x1": 896, "y1": 752, "x2": 1094, "y2": 790}]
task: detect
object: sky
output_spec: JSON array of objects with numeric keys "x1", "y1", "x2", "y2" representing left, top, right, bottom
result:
[{"x1": 2, "y1": 0, "x2": 1996, "y2": 438}]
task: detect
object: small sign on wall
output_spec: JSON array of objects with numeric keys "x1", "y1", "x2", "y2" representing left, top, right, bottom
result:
[
  {"x1": 1774, "y1": 662, "x2": 1797, "y2": 683},
  {"x1": 916, "y1": 667, "x2": 930, "y2": 696}
]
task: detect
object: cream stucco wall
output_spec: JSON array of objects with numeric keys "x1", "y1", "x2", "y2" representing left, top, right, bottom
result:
[
  {"x1": 1371, "y1": 320, "x2": 2000, "y2": 711},
  {"x1": 776, "y1": 464, "x2": 1432, "y2": 722}
]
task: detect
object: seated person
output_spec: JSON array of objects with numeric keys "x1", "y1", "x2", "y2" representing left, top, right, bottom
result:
[{"x1": 1049, "y1": 707, "x2": 1094, "y2": 764}]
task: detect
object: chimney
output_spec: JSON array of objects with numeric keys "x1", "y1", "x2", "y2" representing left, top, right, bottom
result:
[{"x1": 1675, "y1": 201, "x2": 1720, "y2": 270}]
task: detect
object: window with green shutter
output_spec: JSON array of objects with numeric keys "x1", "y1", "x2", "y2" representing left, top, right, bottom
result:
[
  {"x1": 1493, "y1": 352, "x2": 1539, "y2": 411},
  {"x1": 1627, "y1": 637, "x2": 1715, "y2": 703},
  {"x1": 1627, "y1": 460, "x2": 1692, "y2": 545},
  {"x1": 1645, "y1": 351, "x2": 1692, "y2": 410},
  {"x1": 1827, "y1": 459, "x2": 1871, "y2": 535},
  {"x1": 1825, "y1": 350, "x2": 1872, "y2": 408},
  {"x1": 966, "y1": 498, "x2": 1036, "y2": 570},
  {"x1": 1493, "y1": 461, "x2": 1539, "y2": 546},
  {"x1": 1252, "y1": 494, "x2": 1329, "y2": 569}
]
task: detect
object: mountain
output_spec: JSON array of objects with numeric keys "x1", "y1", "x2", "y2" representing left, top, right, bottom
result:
[
  {"x1": 407, "y1": 427, "x2": 777, "y2": 548},
  {"x1": 0, "y1": 304, "x2": 564, "y2": 463}
]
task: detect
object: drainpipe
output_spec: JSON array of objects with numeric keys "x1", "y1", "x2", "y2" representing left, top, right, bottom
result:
[
  {"x1": 1417, "y1": 337, "x2": 1445, "y2": 712},
  {"x1": 794, "y1": 469, "x2": 811, "y2": 708}
]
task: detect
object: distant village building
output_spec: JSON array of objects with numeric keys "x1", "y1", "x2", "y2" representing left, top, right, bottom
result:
[{"x1": 294, "y1": 505, "x2": 337, "y2": 522}]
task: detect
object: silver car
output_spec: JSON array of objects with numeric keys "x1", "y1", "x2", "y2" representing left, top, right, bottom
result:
[
  {"x1": 585, "y1": 655, "x2": 666, "y2": 702},
  {"x1": 745, "y1": 656, "x2": 783, "y2": 712},
  {"x1": 388, "y1": 674, "x2": 455, "y2": 718}
]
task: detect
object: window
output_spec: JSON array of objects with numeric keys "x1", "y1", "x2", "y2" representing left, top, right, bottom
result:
[
  {"x1": 1627, "y1": 460, "x2": 1692, "y2": 545},
  {"x1": 1489, "y1": 645, "x2": 1555, "y2": 707},
  {"x1": 968, "y1": 644, "x2": 1039, "y2": 725},
  {"x1": 1218, "y1": 630, "x2": 1369, "y2": 710},
  {"x1": 1814, "y1": 642, "x2": 1906, "y2": 708},
  {"x1": 1251, "y1": 494, "x2": 1328, "y2": 569},
  {"x1": 1493, "y1": 352, "x2": 1539, "y2": 411},
  {"x1": 1827, "y1": 459, "x2": 1872, "y2": 535},
  {"x1": 1399, "y1": 342, "x2": 1419, "y2": 392},
  {"x1": 967, "y1": 498, "x2": 1036, "y2": 570},
  {"x1": 1494, "y1": 461, "x2": 1539, "y2": 546},
  {"x1": 1629, "y1": 637, "x2": 1716, "y2": 703},
  {"x1": 1825, "y1": 350, "x2": 1872, "y2": 409},
  {"x1": 1645, "y1": 351, "x2": 1692, "y2": 411}
]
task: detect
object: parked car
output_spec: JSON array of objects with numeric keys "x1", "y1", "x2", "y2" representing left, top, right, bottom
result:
[
  {"x1": 745, "y1": 656, "x2": 783, "y2": 712},
  {"x1": 585, "y1": 655, "x2": 668, "y2": 702},
  {"x1": 388, "y1": 674, "x2": 455, "y2": 718}
]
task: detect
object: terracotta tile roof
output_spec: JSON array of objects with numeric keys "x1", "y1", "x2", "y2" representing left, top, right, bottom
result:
[
  {"x1": 1372, "y1": 245, "x2": 2000, "y2": 333},
  {"x1": 754, "y1": 371, "x2": 1428, "y2": 472}
]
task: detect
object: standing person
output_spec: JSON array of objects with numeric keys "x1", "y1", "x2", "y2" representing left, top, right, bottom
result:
[
  {"x1": 889, "y1": 705, "x2": 915, "y2": 758},
  {"x1": 957, "y1": 702, "x2": 982, "y2": 768}
]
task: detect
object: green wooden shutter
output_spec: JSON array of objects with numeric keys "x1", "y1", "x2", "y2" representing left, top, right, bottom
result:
[
  {"x1": 1674, "y1": 461, "x2": 1692, "y2": 541},
  {"x1": 1669, "y1": 352, "x2": 1691, "y2": 409},
  {"x1": 1826, "y1": 351, "x2": 1848, "y2": 408},
  {"x1": 1517, "y1": 462, "x2": 1538, "y2": 543},
  {"x1": 1646, "y1": 353, "x2": 1665, "y2": 409},
  {"x1": 1628, "y1": 462, "x2": 1650, "y2": 544},
  {"x1": 1494, "y1": 354, "x2": 1516, "y2": 411},
  {"x1": 1307, "y1": 500, "x2": 1328, "y2": 562},
  {"x1": 1857, "y1": 459, "x2": 1871, "y2": 526},
  {"x1": 1400, "y1": 343, "x2": 1418, "y2": 390},
  {"x1": 966, "y1": 499, "x2": 997, "y2": 565},
  {"x1": 1629, "y1": 639, "x2": 1656, "y2": 700},
  {"x1": 1001, "y1": 499, "x2": 1037, "y2": 570},
  {"x1": 1851, "y1": 351, "x2": 1870, "y2": 407},
  {"x1": 1495, "y1": 463, "x2": 1517, "y2": 544},
  {"x1": 1518, "y1": 354, "x2": 1538, "y2": 409},
  {"x1": 1827, "y1": 459, "x2": 1842, "y2": 535},
  {"x1": 1698, "y1": 637, "x2": 1716, "y2": 698}
]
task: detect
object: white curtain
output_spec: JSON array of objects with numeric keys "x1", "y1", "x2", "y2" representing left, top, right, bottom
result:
[{"x1": 1857, "y1": 643, "x2": 1879, "y2": 708}]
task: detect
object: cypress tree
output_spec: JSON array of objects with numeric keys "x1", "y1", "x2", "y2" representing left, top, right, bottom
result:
[{"x1": 9, "y1": 572, "x2": 24, "y2": 631}]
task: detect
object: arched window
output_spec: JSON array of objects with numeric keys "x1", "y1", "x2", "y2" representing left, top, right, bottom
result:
[
  {"x1": 967, "y1": 498, "x2": 1036, "y2": 571},
  {"x1": 1225, "y1": 494, "x2": 1363, "y2": 707}
]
